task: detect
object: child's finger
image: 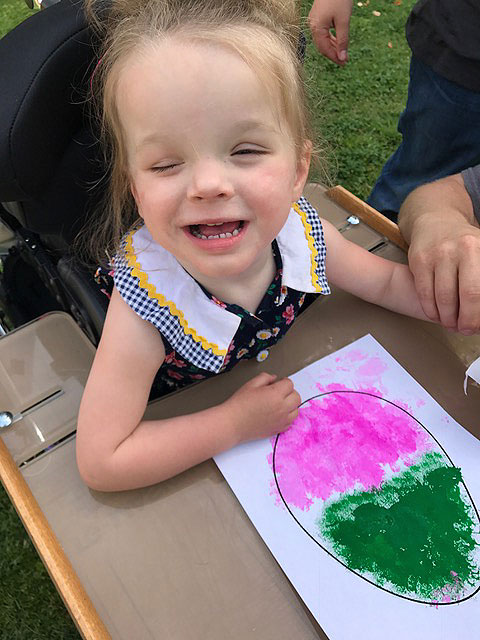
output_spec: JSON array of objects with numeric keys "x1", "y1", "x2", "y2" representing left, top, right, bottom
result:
[
  {"x1": 278, "y1": 408, "x2": 298, "y2": 432},
  {"x1": 288, "y1": 408, "x2": 299, "y2": 423},
  {"x1": 272, "y1": 377, "x2": 297, "y2": 399},
  {"x1": 244, "y1": 372, "x2": 277, "y2": 389},
  {"x1": 291, "y1": 390, "x2": 302, "y2": 408}
]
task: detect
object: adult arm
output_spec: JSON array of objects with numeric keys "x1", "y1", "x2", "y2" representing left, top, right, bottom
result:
[
  {"x1": 398, "y1": 172, "x2": 480, "y2": 334},
  {"x1": 76, "y1": 288, "x2": 299, "y2": 491},
  {"x1": 308, "y1": 0, "x2": 353, "y2": 65}
]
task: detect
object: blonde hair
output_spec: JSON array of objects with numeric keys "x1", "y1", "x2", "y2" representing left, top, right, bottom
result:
[{"x1": 85, "y1": 0, "x2": 316, "y2": 262}]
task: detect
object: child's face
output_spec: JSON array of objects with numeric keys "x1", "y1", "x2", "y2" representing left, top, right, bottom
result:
[{"x1": 117, "y1": 39, "x2": 310, "y2": 282}]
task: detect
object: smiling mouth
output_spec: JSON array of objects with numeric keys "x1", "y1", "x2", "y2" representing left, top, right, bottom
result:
[{"x1": 189, "y1": 220, "x2": 244, "y2": 240}]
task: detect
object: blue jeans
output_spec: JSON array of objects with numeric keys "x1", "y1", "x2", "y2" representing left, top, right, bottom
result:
[{"x1": 368, "y1": 56, "x2": 480, "y2": 219}]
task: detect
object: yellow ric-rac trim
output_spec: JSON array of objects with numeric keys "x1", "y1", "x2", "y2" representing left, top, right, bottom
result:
[
  {"x1": 124, "y1": 232, "x2": 227, "y2": 356},
  {"x1": 292, "y1": 202, "x2": 323, "y2": 292}
]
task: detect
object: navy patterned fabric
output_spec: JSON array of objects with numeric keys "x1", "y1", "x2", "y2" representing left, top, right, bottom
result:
[
  {"x1": 114, "y1": 247, "x2": 224, "y2": 372},
  {"x1": 296, "y1": 195, "x2": 329, "y2": 293},
  {"x1": 148, "y1": 241, "x2": 318, "y2": 397},
  {"x1": 103, "y1": 198, "x2": 331, "y2": 398}
]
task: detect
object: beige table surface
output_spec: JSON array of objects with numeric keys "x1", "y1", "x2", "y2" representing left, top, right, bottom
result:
[{"x1": 1, "y1": 186, "x2": 479, "y2": 640}]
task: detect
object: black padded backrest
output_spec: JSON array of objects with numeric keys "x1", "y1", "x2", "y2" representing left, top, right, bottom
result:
[{"x1": 0, "y1": 0, "x2": 105, "y2": 249}]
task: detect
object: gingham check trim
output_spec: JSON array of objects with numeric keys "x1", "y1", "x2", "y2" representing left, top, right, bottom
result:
[
  {"x1": 113, "y1": 197, "x2": 329, "y2": 373},
  {"x1": 296, "y1": 196, "x2": 330, "y2": 294},
  {"x1": 114, "y1": 249, "x2": 225, "y2": 372}
]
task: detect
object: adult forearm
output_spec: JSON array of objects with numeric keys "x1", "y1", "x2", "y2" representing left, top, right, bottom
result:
[
  {"x1": 399, "y1": 174, "x2": 476, "y2": 244},
  {"x1": 397, "y1": 174, "x2": 480, "y2": 333}
]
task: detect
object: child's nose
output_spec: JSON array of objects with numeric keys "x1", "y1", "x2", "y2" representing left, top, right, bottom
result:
[{"x1": 187, "y1": 159, "x2": 234, "y2": 201}]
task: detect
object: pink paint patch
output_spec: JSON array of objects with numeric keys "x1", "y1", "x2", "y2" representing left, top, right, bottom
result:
[
  {"x1": 344, "y1": 349, "x2": 368, "y2": 363},
  {"x1": 272, "y1": 391, "x2": 431, "y2": 511},
  {"x1": 356, "y1": 357, "x2": 388, "y2": 378},
  {"x1": 315, "y1": 381, "x2": 351, "y2": 394},
  {"x1": 430, "y1": 572, "x2": 466, "y2": 605}
]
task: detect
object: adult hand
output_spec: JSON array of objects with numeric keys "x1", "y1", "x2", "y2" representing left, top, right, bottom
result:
[
  {"x1": 308, "y1": 0, "x2": 353, "y2": 65},
  {"x1": 399, "y1": 175, "x2": 480, "y2": 334}
]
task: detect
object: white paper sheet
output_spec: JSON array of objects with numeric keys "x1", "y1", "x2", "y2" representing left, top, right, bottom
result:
[
  {"x1": 214, "y1": 335, "x2": 480, "y2": 640},
  {"x1": 465, "y1": 355, "x2": 480, "y2": 394}
]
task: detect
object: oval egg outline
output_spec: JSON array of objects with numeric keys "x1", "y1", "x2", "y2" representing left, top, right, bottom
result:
[{"x1": 272, "y1": 389, "x2": 480, "y2": 605}]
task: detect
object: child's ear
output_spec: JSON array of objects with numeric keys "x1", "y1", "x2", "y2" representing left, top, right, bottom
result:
[{"x1": 292, "y1": 140, "x2": 312, "y2": 201}]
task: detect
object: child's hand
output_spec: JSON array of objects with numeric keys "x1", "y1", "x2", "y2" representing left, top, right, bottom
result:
[{"x1": 225, "y1": 372, "x2": 301, "y2": 445}]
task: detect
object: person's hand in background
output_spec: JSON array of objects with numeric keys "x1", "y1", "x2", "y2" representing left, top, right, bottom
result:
[
  {"x1": 399, "y1": 174, "x2": 480, "y2": 335},
  {"x1": 308, "y1": 0, "x2": 353, "y2": 65}
]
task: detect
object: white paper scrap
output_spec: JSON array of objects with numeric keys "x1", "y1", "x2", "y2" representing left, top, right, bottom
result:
[{"x1": 464, "y1": 355, "x2": 480, "y2": 394}]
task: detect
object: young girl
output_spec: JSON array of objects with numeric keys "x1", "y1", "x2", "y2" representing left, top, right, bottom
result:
[{"x1": 77, "y1": 0, "x2": 432, "y2": 491}]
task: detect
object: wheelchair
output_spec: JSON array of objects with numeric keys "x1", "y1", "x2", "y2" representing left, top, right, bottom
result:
[{"x1": 0, "y1": 0, "x2": 110, "y2": 343}]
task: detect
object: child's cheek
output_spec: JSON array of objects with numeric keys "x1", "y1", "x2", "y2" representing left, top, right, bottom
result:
[
  {"x1": 133, "y1": 180, "x2": 174, "y2": 219},
  {"x1": 130, "y1": 185, "x2": 145, "y2": 218},
  {"x1": 258, "y1": 162, "x2": 298, "y2": 200},
  {"x1": 130, "y1": 174, "x2": 150, "y2": 207}
]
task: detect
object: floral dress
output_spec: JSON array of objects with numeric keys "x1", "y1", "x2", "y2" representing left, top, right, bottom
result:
[
  {"x1": 101, "y1": 197, "x2": 330, "y2": 398},
  {"x1": 148, "y1": 240, "x2": 317, "y2": 397}
]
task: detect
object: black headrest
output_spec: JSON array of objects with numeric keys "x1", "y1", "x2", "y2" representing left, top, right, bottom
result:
[{"x1": 0, "y1": 0, "x2": 97, "y2": 202}]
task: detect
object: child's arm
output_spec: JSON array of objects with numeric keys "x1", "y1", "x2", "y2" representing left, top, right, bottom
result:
[
  {"x1": 76, "y1": 288, "x2": 300, "y2": 491},
  {"x1": 321, "y1": 218, "x2": 431, "y2": 321}
]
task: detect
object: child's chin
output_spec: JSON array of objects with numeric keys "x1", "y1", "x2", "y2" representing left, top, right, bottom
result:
[{"x1": 194, "y1": 256, "x2": 253, "y2": 280}]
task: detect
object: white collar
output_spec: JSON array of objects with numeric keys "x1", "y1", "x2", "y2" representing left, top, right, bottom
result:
[
  {"x1": 276, "y1": 201, "x2": 326, "y2": 294},
  {"x1": 124, "y1": 200, "x2": 326, "y2": 357}
]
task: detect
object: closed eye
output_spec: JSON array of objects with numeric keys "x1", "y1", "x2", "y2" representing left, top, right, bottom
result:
[
  {"x1": 151, "y1": 163, "x2": 183, "y2": 173},
  {"x1": 232, "y1": 148, "x2": 268, "y2": 157},
  {"x1": 232, "y1": 149, "x2": 267, "y2": 156}
]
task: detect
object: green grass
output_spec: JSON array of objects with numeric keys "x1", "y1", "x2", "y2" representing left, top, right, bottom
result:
[
  {"x1": 0, "y1": 495, "x2": 80, "y2": 639},
  {"x1": 0, "y1": 0, "x2": 35, "y2": 37},
  {"x1": 0, "y1": 1, "x2": 415, "y2": 637},
  {"x1": 301, "y1": 0, "x2": 414, "y2": 198}
]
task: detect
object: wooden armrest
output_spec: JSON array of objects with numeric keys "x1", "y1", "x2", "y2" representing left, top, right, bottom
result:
[{"x1": 326, "y1": 185, "x2": 409, "y2": 252}]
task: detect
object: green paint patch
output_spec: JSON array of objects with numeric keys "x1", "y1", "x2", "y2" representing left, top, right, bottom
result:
[{"x1": 318, "y1": 452, "x2": 480, "y2": 601}]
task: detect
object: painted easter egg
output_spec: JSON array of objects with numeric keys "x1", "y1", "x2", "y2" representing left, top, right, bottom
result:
[{"x1": 272, "y1": 390, "x2": 480, "y2": 604}]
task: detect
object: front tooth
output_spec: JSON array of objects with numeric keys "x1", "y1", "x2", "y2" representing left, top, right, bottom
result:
[
  {"x1": 200, "y1": 234, "x2": 208, "y2": 239},
  {"x1": 225, "y1": 232, "x2": 232, "y2": 238},
  {"x1": 219, "y1": 233, "x2": 226, "y2": 239}
]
